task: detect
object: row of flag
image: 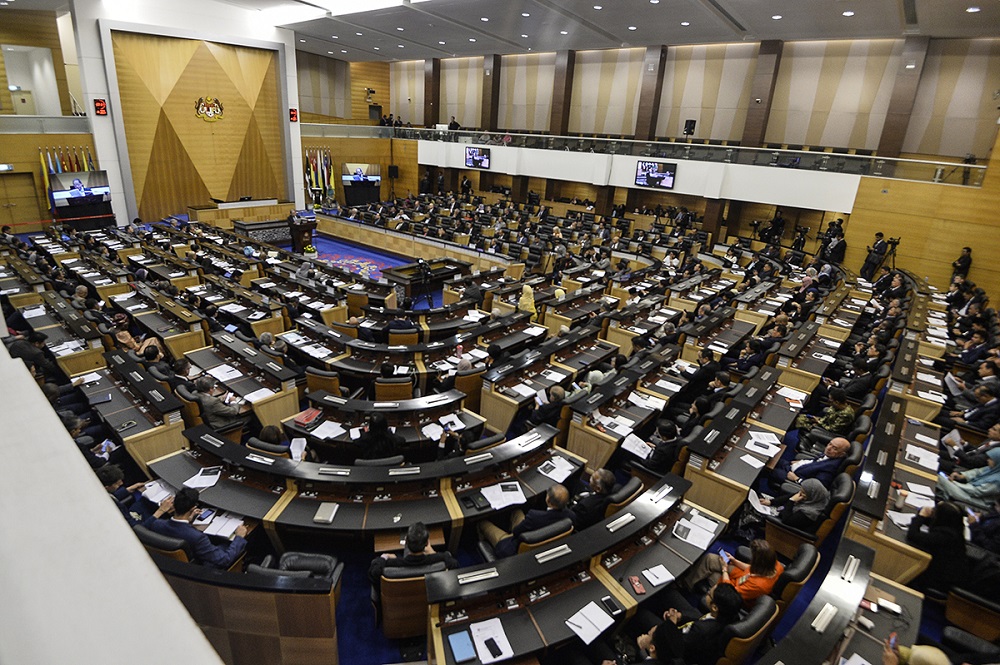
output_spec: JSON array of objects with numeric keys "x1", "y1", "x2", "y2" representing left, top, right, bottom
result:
[
  {"x1": 40, "y1": 146, "x2": 96, "y2": 175},
  {"x1": 304, "y1": 147, "x2": 333, "y2": 193}
]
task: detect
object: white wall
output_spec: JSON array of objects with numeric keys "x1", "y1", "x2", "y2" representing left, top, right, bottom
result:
[
  {"x1": 418, "y1": 140, "x2": 861, "y2": 212},
  {"x1": 69, "y1": 0, "x2": 304, "y2": 223},
  {"x1": 2, "y1": 47, "x2": 63, "y2": 115}
]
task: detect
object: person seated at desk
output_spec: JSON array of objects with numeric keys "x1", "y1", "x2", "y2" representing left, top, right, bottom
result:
[
  {"x1": 935, "y1": 384, "x2": 1000, "y2": 434},
  {"x1": 880, "y1": 640, "x2": 952, "y2": 665},
  {"x1": 383, "y1": 310, "x2": 414, "y2": 338},
  {"x1": 266, "y1": 339, "x2": 304, "y2": 377},
  {"x1": 429, "y1": 359, "x2": 472, "y2": 394},
  {"x1": 70, "y1": 284, "x2": 90, "y2": 310},
  {"x1": 806, "y1": 357, "x2": 873, "y2": 413},
  {"x1": 355, "y1": 413, "x2": 405, "y2": 460},
  {"x1": 680, "y1": 539, "x2": 784, "y2": 611},
  {"x1": 141, "y1": 344, "x2": 172, "y2": 375},
  {"x1": 478, "y1": 484, "x2": 573, "y2": 558},
  {"x1": 97, "y1": 463, "x2": 173, "y2": 527},
  {"x1": 939, "y1": 423, "x2": 1000, "y2": 474},
  {"x1": 721, "y1": 339, "x2": 766, "y2": 374},
  {"x1": 770, "y1": 437, "x2": 850, "y2": 492},
  {"x1": 367, "y1": 521, "x2": 458, "y2": 598},
  {"x1": 8, "y1": 331, "x2": 60, "y2": 382},
  {"x1": 517, "y1": 284, "x2": 537, "y2": 321},
  {"x1": 461, "y1": 278, "x2": 484, "y2": 308},
  {"x1": 759, "y1": 478, "x2": 830, "y2": 533},
  {"x1": 794, "y1": 387, "x2": 855, "y2": 439},
  {"x1": 648, "y1": 583, "x2": 744, "y2": 665},
  {"x1": 673, "y1": 348, "x2": 719, "y2": 405},
  {"x1": 905, "y1": 501, "x2": 970, "y2": 592},
  {"x1": 570, "y1": 468, "x2": 619, "y2": 529},
  {"x1": 41, "y1": 380, "x2": 89, "y2": 416},
  {"x1": 947, "y1": 360, "x2": 999, "y2": 411},
  {"x1": 523, "y1": 385, "x2": 565, "y2": 431},
  {"x1": 149, "y1": 487, "x2": 247, "y2": 569},
  {"x1": 162, "y1": 358, "x2": 198, "y2": 392},
  {"x1": 938, "y1": 448, "x2": 1000, "y2": 510},
  {"x1": 111, "y1": 312, "x2": 165, "y2": 357},
  {"x1": 192, "y1": 376, "x2": 253, "y2": 432}
]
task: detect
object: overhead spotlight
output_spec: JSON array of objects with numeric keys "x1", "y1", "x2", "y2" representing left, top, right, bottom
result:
[
  {"x1": 771, "y1": 14, "x2": 782, "y2": 19},
  {"x1": 522, "y1": 12, "x2": 530, "y2": 16},
  {"x1": 842, "y1": 10, "x2": 855, "y2": 16},
  {"x1": 628, "y1": 26, "x2": 637, "y2": 30},
  {"x1": 560, "y1": 30, "x2": 568, "y2": 34},
  {"x1": 680, "y1": 21, "x2": 690, "y2": 26},
  {"x1": 966, "y1": 6, "x2": 981, "y2": 11}
]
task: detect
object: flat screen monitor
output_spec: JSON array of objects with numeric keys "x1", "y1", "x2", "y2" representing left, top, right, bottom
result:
[
  {"x1": 51, "y1": 170, "x2": 112, "y2": 207},
  {"x1": 465, "y1": 146, "x2": 491, "y2": 170},
  {"x1": 342, "y1": 163, "x2": 381, "y2": 185},
  {"x1": 634, "y1": 161, "x2": 676, "y2": 190}
]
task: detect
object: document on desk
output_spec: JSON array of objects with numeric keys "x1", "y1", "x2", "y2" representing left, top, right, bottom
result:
[
  {"x1": 203, "y1": 512, "x2": 244, "y2": 538},
  {"x1": 886, "y1": 510, "x2": 915, "y2": 529},
  {"x1": 422, "y1": 422, "x2": 445, "y2": 440},
  {"x1": 776, "y1": 386, "x2": 808, "y2": 402},
  {"x1": 621, "y1": 433, "x2": 652, "y2": 460},
  {"x1": 183, "y1": 465, "x2": 223, "y2": 489},
  {"x1": 655, "y1": 379, "x2": 683, "y2": 394},
  {"x1": 438, "y1": 413, "x2": 466, "y2": 431},
  {"x1": 510, "y1": 383, "x2": 537, "y2": 398},
  {"x1": 244, "y1": 387, "x2": 274, "y2": 404},
  {"x1": 904, "y1": 492, "x2": 935, "y2": 510},
  {"x1": 220, "y1": 303, "x2": 248, "y2": 314},
  {"x1": 142, "y1": 479, "x2": 176, "y2": 504},
  {"x1": 207, "y1": 364, "x2": 243, "y2": 382},
  {"x1": 944, "y1": 372, "x2": 963, "y2": 396},
  {"x1": 565, "y1": 601, "x2": 614, "y2": 645},
  {"x1": 740, "y1": 454, "x2": 766, "y2": 470},
  {"x1": 21, "y1": 306, "x2": 46, "y2": 319},
  {"x1": 811, "y1": 353, "x2": 837, "y2": 363},
  {"x1": 470, "y1": 617, "x2": 514, "y2": 663},
  {"x1": 77, "y1": 372, "x2": 103, "y2": 385},
  {"x1": 673, "y1": 517, "x2": 715, "y2": 549},
  {"x1": 312, "y1": 420, "x2": 346, "y2": 440},
  {"x1": 481, "y1": 481, "x2": 526, "y2": 510},
  {"x1": 904, "y1": 444, "x2": 939, "y2": 471},
  {"x1": 906, "y1": 482, "x2": 935, "y2": 497},
  {"x1": 627, "y1": 392, "x2": 667, "y2": 412},
  {"x1": 843, "y1": 653, "x2": 874, "y2": 665},
  {"x1": 819, "y1": 338, "x2": 841, "y2": 349},
  {"x1": 538, "y1": 455, "x2": 576, "y2": 482}
]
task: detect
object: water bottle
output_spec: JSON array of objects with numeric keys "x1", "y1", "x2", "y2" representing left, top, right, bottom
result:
[{"x1": 456, "y1": 344, "x2": 463, "y2": 358}]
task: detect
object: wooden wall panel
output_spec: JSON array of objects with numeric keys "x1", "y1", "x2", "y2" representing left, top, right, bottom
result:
[
  {"x1": 0, "y1": 10, "x2": 72, "y2": 116},
  {"x1": 349, "y1": 61, "x2": 390, "y2": 122},
  {"x1": 111, "y1": 32, "x2": 286, "y2": 221}
]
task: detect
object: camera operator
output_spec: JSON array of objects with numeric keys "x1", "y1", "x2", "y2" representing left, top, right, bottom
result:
[{"x1": 860, "y1": 232, "x2": 888, "y2": 280}]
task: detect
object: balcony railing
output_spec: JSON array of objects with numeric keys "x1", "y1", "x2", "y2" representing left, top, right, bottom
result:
[
  {"x1": 300, "y1": 123, "x2": 987, "y2": 188},
  {"x1": 0, "y1": 115, "x2": 91, "y2": 134}
]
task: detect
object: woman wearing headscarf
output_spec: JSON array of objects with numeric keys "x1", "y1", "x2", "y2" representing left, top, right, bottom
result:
[
  {"x1": 112, "y1": 312, "x2": 165, "y2": 356},
  {"x1": 566, "y1": 369, "x2": 603, "y2": 403},
  {"x1": 938, "y1": 447, "x2": 1000, "y2": 509},
  {"x1": 518, "y1": 283, "x2": 537, "y2": 321},
  {"x1": 906, "y1": 501, "x2": 970, "y2": 592},
  {"x1": 760, "y1": 478, "x2": 830, "y2": 532}
]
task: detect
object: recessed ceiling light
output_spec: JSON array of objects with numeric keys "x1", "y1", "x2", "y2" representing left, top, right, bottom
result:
[
  {"x1": 842, "y1": 10, "x2": 855, "y2": 16},
  {"x1": 521, "y1": 34, "x2": 528, "y2": 38},
  {"x1": 356, "y1": 32, "x2": 362, "y2": 36},
  {"x1": 627, "y1": 26, "x2": 637, "y2": 30},
  {"x1": 469, "y1": 38, "x2": 477, "y2": 42},
  {"x1": 904, "y1": 62, "x2": 916, "y2": 69},
  {"x1": 650, "y1": 0, "x2": 659, "y2": 4},
  {"x1": 480, "y1": 17, "x2": 489, "y2": 22},
  {"x1": 594, "y1": 5, "x2": 603, "y2": 9},
  {"x1": 327, "y1": 51, "x2": 333, "y2": 54},
  {"x1": 771, "y1": 14, "x2": 782, "y2": 19},
  {"x1": 398, "y1": 44, "x2": 404, "y2": 48},
  {"x1": 331, "y1": 35, "x2": 338, "y2": 38},
  {"x1": 439, "y1": 41, "x2": 446, "y2": 45},
  {"x1": 560, "y1": 30, "x2": 568, "y2": 34},
  {"x1": 341, "y1": 49, "x2": 347, "y2": 53},
  {"x1": 373, "y1": 46, "x2": 379, "y2": 50},
  {"x1": 397, "y1": 27, "x2": 404, "y2": 31},
  {"x1": 966, "y1": 6, "x2": 980, "y2": 11},
  {"x1": 299, "y1": 39, "x2": 305, "y2": 43},
  {"x1": 680, "y1": 21, "x2": 690, "y2": 26},
  {"x1": 522, "y1": 12, "x2": 530, "y2": 17}
]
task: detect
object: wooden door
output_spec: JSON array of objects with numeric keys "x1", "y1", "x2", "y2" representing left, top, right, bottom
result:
[
  {"x1": 0, "y1": 173, "x2": 44, "y2": 233},
  {"x1": 10, "y1": 90, "x2": 36, "y2": 115}
]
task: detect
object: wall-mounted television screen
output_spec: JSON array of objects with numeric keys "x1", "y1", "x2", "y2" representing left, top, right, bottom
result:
[
  {"x1": 50, "y1": 170, "x2": 111, "y2": 207},
  {"x1": 342, "y1": 163, "x2": 381, "y2": 185},
  {"x1": 635, "y1": 161, "x2": 676, "y2": 190},
  {"x1": 465, "y1": 146, "x2": 491, "y2": 169}
]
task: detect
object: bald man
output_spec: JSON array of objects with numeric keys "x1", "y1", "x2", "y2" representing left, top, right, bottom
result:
[
  {"x1": 770, "y1": 437, "x2": 850, "y2": 492},
  {"x1": 478, "y1": 484, "x2": 573, "y2": 558}
]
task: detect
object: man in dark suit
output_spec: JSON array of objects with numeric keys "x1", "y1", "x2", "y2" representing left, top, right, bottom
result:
[
  {"x1": 939, "y1": 423, "x2": 1000, "y2": 474},
  {"x1": 570, "y1": 468, "x2": 618, "y2": 529},
  {"x1": 824, "y1": 232, "x2": 846, "y2": 264},
  {"x1": 368, "y1": 521, "x2": 458, "y2": 597},
  {"x1": 935, "y1": 384, "x2": 1000, "y2": 433},
  {"x1": 860, "y1": 232, "x2": 888, "y2": 280},
  {"x1": 770, "y1": 437, "x2": 850, "y2": 491},
  {"x1": 9, "y1": 331, "x2": 59, "y2": 381},
  {"x1": 149, "y1": 487, "x2": 247, "y2": 568},
  {"x1": 675, "y1": 348, "x2": 719, "y2": 406},
  {"x1": 478, "y1": 484, "x2": 572, "y2": 558},
  {"x1": 871, "y1": 266, "x2": 893, "y2": 296}
]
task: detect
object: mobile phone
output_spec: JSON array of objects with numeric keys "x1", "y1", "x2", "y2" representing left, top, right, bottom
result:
[
  {"x1": 966, "y1": 507, "x2": 976, "y2": 517},
  {"x1": 629, "y1": 575, "x2": 646, "y2": 595},
  {"x1": 889, "y1": 632, "x2": 898, "y2": 649},
  {"x1": 720, "y1": 550, "x2": 731, "y2": 564},
  {"x1": 600, "y1": 595, "x2": 622, "y2": 616},
  {"x1": 195, "y1": 508, "x2": 215, "y2": 522},
  {"x1": 484, "y1": 637, "x2": 502, "y2": 658}
]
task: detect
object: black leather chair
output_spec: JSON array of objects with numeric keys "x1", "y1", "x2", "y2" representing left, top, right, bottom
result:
[
  {"x1": 771, "y1": 543, "x2": 820, "y2": 619},
  {"x1": 717, "y1": 594, "x2": 779, "y2": 665},
  {"x1": 234, "y1": 330, "x2": 257, "y2": 346},
  {"x1": 477, "y1": 517, "x2": 574, "y2": 562},
  {"x1": 248, "y1": 552, "x2": 344, "y2": 584},
  {"x1": 133, "y1": 524, "x2": 194, "y2": 563},
  {"x1": 353, "y1": 455, "x2": 405, "y2": 467},
  {"x1": 246, "y1": 437, "x2": 291, "y2": 458},
  {"x1": 466, "y1": 431, "x2": 505, "y2": 451},
  {"x1": 373, "y1": 561, "x2": 448, "y2": 638},
  {"x1": 604, "y1": 476, "x2": 643, "y2": 517}
]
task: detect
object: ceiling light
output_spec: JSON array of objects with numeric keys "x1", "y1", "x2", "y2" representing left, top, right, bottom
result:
[
  {"x1": 373, "y1": 47, "x2": 379, "y2": 50},
  {"x1": 842, "y1": 10, "x2": 855, "y2": 16},
  {"x1": 594, "y1": 5, "x2": 603, "y2": 9},
  {"x1": 966, "y1": 6, "x2": 980, "y2": 11},
  {"x1": 904, "y1": 62, "x2": 916, "y2": 69},
  {"x1": 560, "y1": 30, "x2": 568, "y2": 34},
  {"x1": 398, "y1": 44, "x2": 404, "y2": 48},
  {"x1": 480, "y1": 17, "x2": 489, "y2": 21},
  {"x1": 627, "y1": 26, "x2": 637, "y2": 30},
  {"x1": 650, "y1": 0, "x2": 659, "y2": 4},
  {"x1": 439, "y1": 41, "x2": 446, "y2": 45},
  {"x1": 522, "y1": 12, "x2": 530, "y2": 17},
  {"x1": 331, "y1": 35, "x2": 338, "y2": 38},
  {"x1": 341, "y1": 49, "x2": 347, "y2": 53},
  {"x1": 680, "y1": 21, "x2": 690, "y2": 26},
  {"x1": 521, "y1": 34, "x2": 528, "y2": 38},
  {"x1": 397, "y1": 27, "x2": 403, "y2": 31},
  {"x1": 327, "y1": 51, "x2": 333, "y2": 54},
  {"x1": 356, "y1": 32, "x2": 363, "y2": 36},
  {"x1": 299, "y1": 39, "x2": 306, "y2": 43},
  {"x1": 771, "y1": 14, "x2": 782, "y2": 19},
  {"x1": 469, "y1": 38, "x2": 476, "y2": 42}
]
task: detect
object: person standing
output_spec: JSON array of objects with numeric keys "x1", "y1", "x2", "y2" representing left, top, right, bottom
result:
[
  {"x1": 953, "y1": 246, "x2": 972, "y2": 279},
  {"x1": 860, "y1": 232, "x2": 888, "y2": 280}
]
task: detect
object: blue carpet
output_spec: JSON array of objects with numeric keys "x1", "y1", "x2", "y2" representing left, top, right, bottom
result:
[{"x1": 309, "y1": 234, "x2": 409, "y2": 281}]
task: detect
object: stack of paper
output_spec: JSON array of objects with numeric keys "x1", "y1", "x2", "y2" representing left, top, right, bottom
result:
[
  {"x1": 142, "y1": 479, "x2": 175, "y2": 504},
  {"x1": 538, "y1": 456, "x2": 576, "y2": 482},
  {"x1": 244, "y1": 387, "x2": 274, "y2": 403},
  {"x1": 621, "y1": 433, "x2": 652, "y2": 459},
  {"x1": 903, "y1": 444, "x2": 939, "y2": 471},
  {"x1": 439, "y1": 413, "x2": 466, "y2": 431},
  {"x1": 746, "y1": 431, "x2": 781, "y2": 456},
  {"x1": 673, "y1": 516, "x2": 715, "y2": 548},
  {"x1": 312, "y1": 420, "x2": 346, "y2": 440},
  {"x1": 470, "y1": 618, "x2": 514, "y2": 664},
  {"x1": 203, "y1": 512, "x2": 244, "y2": 538},
  {"x1": 207, "y1": 364, "x2": 242, "y2": 381},
  {"x1": 184, "y1": 466, "x2": 223, "y2": 489},
  {"x1": 886, "y1": 510, "x2": 915, "y2": 529},
  {"x1": 480, "y1": 481, "x2": 526, "y2": 510}
]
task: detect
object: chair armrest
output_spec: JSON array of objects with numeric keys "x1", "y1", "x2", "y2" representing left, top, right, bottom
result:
[
  {"x1": 765, "y1": 516, "x2": 818, "y2": 543},
  {"x1": 942, "y1": 627, "x2": 1000, "y2": 657},
  {"x1": 627, "y1": 460, "x2": 665, "y2": 479},
  {"x1": 953, "y1": 586, "x2": 1000, "y2": 615},
  {"x1": 477, "y1": 540, "x2": 497, "y2": 563}
]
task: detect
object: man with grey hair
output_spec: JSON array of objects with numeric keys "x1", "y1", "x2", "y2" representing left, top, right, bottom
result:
[
  {"x1": 571, "y1": 468, "x2": 619, "y2": 529},
  {"x1": 193, "y1": 376, "x2": 252, "y2": 431}
]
